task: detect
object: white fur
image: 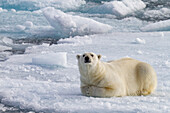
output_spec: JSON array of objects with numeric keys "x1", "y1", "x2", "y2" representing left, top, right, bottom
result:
[{"x1": 77, "y1": 52, "x2": 157, "y2": 97}]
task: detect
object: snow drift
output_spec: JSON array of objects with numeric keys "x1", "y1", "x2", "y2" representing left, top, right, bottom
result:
[
  {"x1": 89, "y1": 0, "x2": 146, "y2": 17},
  {"x1": 43, "y1": 7, "x2": 113, "y2": 37}
]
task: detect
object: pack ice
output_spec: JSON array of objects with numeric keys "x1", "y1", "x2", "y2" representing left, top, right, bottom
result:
[{"x1": 0, "y1": 0, "x2": 86, "y2": 11}]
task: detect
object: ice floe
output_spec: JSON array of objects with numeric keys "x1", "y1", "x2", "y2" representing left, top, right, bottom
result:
[
  {"x1": 88, "y1": 0, "x2": 146, "y2": 17},
  {"x1": 43, "y1": 7, "x2": 112, "y2": 37},
  {"x1": 141, "y1": 19, "x2": 170, "y2": 32}
]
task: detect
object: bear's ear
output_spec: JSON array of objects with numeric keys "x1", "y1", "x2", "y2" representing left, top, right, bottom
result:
[
  {"x1": 98, "y1": 55, "x2": 101, "y2": 60},
  {"x1": 76, "y1": 55, "x2": 80, "y2": 60}
]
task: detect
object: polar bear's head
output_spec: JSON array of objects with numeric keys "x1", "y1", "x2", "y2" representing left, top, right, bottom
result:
[{"x1": 76, "y1": 52, "x2": 101, "y2": 67}]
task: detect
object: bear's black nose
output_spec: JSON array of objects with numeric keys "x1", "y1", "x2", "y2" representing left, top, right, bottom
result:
[{"x1": 84, "y1": 56, "x2": 91, "y2": 63}]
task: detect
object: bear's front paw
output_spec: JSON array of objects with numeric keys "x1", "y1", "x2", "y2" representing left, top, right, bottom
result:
[
  {"x1": 81, "y1": 86, "x2": 93, "y2": 96},
  {"x1": 86, "y1": 86, "x2": 91, "y2": 96}
]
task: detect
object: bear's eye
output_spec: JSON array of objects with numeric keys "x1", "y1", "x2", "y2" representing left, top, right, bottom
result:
[
  {"x1": 83, "y1": 54, "x2": 85, "y2": 57},
  {"x1": 91, "y1": 54, "x2": 94, "y2": 57}
]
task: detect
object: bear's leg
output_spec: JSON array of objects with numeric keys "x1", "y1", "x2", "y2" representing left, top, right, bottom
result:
[
  {"x1": 136, "y1": 62, "x2": 157, "y2": 96},
  {"x1": 81, "y1": 86, "x2": 122, "y2": 97}
]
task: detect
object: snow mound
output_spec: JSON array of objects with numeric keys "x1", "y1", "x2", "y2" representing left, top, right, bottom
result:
[
  {"x1": 16, "y1": 21, "x2": 34, "y2": 31},
  {"x1": 32, "y1": 52, "x2": 67, "y2": 67},
  {"x1": 133, "y1": 38, "x2": 146, "y2": 44},
  {"x1": 11, "y1": 9, "x2": 16, "y2": 12},
  {"x1": 89, "y1": 0, "x2": 146, "y2": 17},
  {"x1": 24, "y1": 21, "x2": 34, "y2": 28},
  {"x1": 15, "y1": 25, "x2": 26, "y2": 31},
  {"x1": 165, "y1": 60, "x2": 170, "y2": 68},
  {"x1": 43, "y1": 7, "x2": 113, "y2": 37},
  {"x1": 141, "y1": 19, "x2": 170, "y2": 32},
  {"x1": 0, "y1": 0, "x2": 86, "y2": 11},
  {"x1": 137, "y1": 50, "x2": 143, "y2": 54}
]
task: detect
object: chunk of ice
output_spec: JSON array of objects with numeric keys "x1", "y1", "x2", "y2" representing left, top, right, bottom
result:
[
  {"x1": 11, "y1": 9, "x2": 16, "y2": 12},
  {"x1": 43, "y1": 7, "x2": 112, "y2": 37},
  {"x1": 89, "y1": 0, "x2": 146, "y2": 17},
  {"x1": 16, "y1": 25, "x2": 26, "y2": 31},
  {"x1": 133, "y1": 38, "x2": 146, "y2": 44},
  {"x1": 32, "y1": 52, "x2": 67, "y2": 67}
]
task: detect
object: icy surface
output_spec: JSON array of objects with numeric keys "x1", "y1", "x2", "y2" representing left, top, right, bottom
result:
[
  {"x1": 32, "y1": 52, "x2": 67, "y2": 67},
  {"x1": 0, "y1": 32, "x2": 170, "y2": 112},
  {"x1": 89, "y1": 0, "x2": 146, "y2": 16},
  {"x1": 43, "y1": 7, "x2": 113, "y2": 37},
  {"x1": 0, "y1": 0, "x2": 86, "y2": 11},
  {"x1": 141, "y1": 19, "x2": 170, "y2": 32}
]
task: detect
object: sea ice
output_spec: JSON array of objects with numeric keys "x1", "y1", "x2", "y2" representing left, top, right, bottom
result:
[
  {"x1": 0, "y1": 0, "x2": 86, "y2": 11},
  {"x1": 0, "y1": 45, "x2": 11, "y2": 52},
  {"x1": 43, "y1": 7, "x2": 113, "y2": 37},
  {"x1": 58, "y1": 35, "x2": 92, "y2": 45},
  {"x1": 142, "y1": 8, "x2": 170, "y2": 21},
  {"x1": 0, "y1": 37, "x2": 13, "y2": 51},
  {"x1": 141, "y1": 19, "x2": 170, "y2": 32},
  {"x1": 32, "y1": 52, "x2": 67, "y2": 67},
  {"x1": 0, "y1": 32, "x2": 170, "y2": 112},
  {"x1": 89, "y1": 0, "x2": 146, "y2": 17}
]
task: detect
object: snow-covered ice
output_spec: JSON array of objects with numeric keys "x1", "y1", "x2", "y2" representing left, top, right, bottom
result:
[
  {"x1": 32, "y1": 52, "x2": 67, "y2": 67},
  {"x1": 89, "y1": 0, "x2": 146, "y2": 16},
  {"x1": 141, "y1": 19, "x2": 170, "y2": 32},
  {"x1": 0, "y1": 32, "x2": 170, "y2": 112},
  {"x1": 43, "y1": 7, "x2": 113, "y2": 37},
  {"x1": 0, "y1": 0, "x2": 86, "y2": 11},
  {"x1": 142, "y1": 8, "x2": 170, "y2": 21}
]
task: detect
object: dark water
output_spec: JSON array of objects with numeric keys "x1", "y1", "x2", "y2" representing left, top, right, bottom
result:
[{"x1": 0, "y1": 37, "x2": 59, "y2": 62}]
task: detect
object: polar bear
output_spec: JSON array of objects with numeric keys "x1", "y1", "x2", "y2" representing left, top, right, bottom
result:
[{"x1": 77, "y1": 52, "x2": 157, "y2": 97}]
